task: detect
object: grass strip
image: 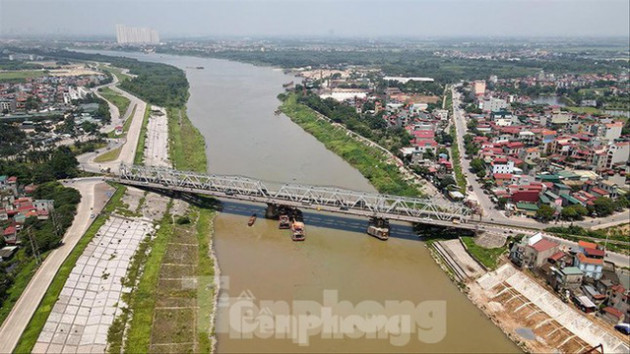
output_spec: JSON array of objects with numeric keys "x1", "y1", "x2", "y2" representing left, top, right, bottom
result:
[
  {"x1": 123, "y1": 204, "x2": 174, "y2": 353},
  {"x1": 13, "y1": 185, "x2": 126, "y2": 353},
  {"x1": 450, "y1": 124, "x2": 467, "y2": 194},
  {"x1": 99, "y1": 87, "x2": 131, "y2": 117},
  {"x1": 94, "y1": 146, "x2": 122, "y2": 163},
  {"x1": 167, "y1": 106, "x2": 207, "y2": 172},
  {"x1": 133, "y1": 105, "x2": 150, "y2": 165},
  {"x1": 460, "y1": 236, "x2": 507, "y2": 270},
  {"x1": 196, "y1": 207, "x2": 216, "y2": 351}
]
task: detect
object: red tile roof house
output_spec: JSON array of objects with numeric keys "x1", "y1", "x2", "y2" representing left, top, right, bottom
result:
[
  {"x1": 523, "y1": 238, "x2": 560, "y2": 268},
  {"x1": 601, "y1": 306, "x2": 625, "y2": 325},
  {"x1": 3, "y1": 225, "x2": 18, "y2": 244},
  {"x1": 575, "y1": 253, "x2": 604, "y2": 280},
  {"x1": 502, "y1": 141, "x2": 525, "y2": 156},
  {"x1": 493, "y1": 173, "x2": 513, "y2": 187}
]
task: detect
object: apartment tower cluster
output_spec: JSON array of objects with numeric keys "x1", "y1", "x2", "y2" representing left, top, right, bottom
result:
[{"x1": 115, "y1": 24, "x2": 159, "y2": 45}]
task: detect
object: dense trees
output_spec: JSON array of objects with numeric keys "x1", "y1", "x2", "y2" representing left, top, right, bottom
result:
[
  {"x1": 470, "y1": 158, "x2": 486, "y2": 177},
  {"x1": 536, "y1": 205, "x2": 556, "y2": 222},
  {"x1": 0, "y1": 144, "x2": 79, "y2": 184},
  {"x1": 560, "y1": 204, "x2": 588, "y2": 221},
  {"x1": 296, "y1": 93, "x2": 411, "y2": 154},
  {"x1": 592, "y1": 197, "x2": 616, "y2": 217}
]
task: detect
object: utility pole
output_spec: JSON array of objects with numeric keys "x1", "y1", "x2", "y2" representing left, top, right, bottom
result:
[{"x1": 25, "y1": 226, "x2": 42, "y2": 265}]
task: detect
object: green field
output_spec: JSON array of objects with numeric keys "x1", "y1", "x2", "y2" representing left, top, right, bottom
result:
[
  {"x1": 94, "y1": 146, "x2": 122, "y2": 163},
  {"x1": 460, "y1": 236, "x2": 507, "y2": 270},
  {"x1": 99, "y1": 87, "x2": 131, "y2": 116},
  {"x1": 0, "y1": 70, "x2": 45, "y2": 82}
]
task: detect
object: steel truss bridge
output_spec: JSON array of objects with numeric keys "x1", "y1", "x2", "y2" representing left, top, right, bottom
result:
[{"x1": 112, "y1": 164, "x2": 475, "y2": 229}]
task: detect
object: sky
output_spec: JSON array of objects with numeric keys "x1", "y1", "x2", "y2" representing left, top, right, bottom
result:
[{"x1": 1, "y1": 0, "x2": 629, "y2": 39}]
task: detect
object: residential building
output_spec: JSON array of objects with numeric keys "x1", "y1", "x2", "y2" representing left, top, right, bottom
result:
[
  {"x1": 491, "y1": 157, "x2": 515, "y2": 174},
  {"x1": 606, "y1": 141, "x2": 630, "y2": 169},
  {"x1": 510, "y1": 233, "x2": 559, "y2": 268},
  {"x1": 550, "y1": 266, "x2": 584, "y2": 291},
  {"x1": 575, "y1": 253, "x2": 604, "y2": 280}
]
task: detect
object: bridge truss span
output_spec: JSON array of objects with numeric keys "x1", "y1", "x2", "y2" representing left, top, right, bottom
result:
[{"x1": 115, "y1": 164, "x2": 472, "y2": 224}]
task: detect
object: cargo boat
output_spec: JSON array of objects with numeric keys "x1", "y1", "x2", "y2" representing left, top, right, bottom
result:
[
  {"x1": 278, "y1": 214, "x2": 291, "y2": 229},
  {"x1": 367, "y1": 225, "x2": 389, "y2": 240},
  {"x1": 291, "y1": 221, "x2": 305, "y2": 241},
  {"x1": 248, "y1": 213, "x2": 257, "y2": 226}
]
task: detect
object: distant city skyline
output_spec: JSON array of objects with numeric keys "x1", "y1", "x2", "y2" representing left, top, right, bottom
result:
[
  {"x1": 116, "y1": 24, "x2": 159, "y2": 44},
  {"x1": 1, "y1": 0, "x2": 629, "y2": 39}
]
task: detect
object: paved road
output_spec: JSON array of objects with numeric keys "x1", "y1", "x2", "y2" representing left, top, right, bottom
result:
[
  {"x1": 78, "y1": 75, "x2": 147, "y2": 174},
  {"x1": 144, "y1": 106, "x2": 171, "y2": 168},
  {"x1": 0, "y1": 178, "x2": 109, "y2": 353}
]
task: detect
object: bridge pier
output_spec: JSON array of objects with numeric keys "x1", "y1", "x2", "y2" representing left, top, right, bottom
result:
[{"x1": 265, "y1": 203, "x2": 279, "y2": 219}]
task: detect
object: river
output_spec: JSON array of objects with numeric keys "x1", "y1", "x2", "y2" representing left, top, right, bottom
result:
[{"x1": 82, "y1": 50, "x2": 519, "y2": 353}]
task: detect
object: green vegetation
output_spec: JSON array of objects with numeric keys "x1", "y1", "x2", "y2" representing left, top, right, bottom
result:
[
  {"x1": 0, "y1": 70, "x2": 45, "y2": 82},
  {"x1": 13, "y1": 185, "x2": 125, "y2": 353},
  {"x1": 70, "y1": 139, "x2": 107, "y2": 155},
  {"x1": 167, "y1": 107, "x2": 208, "y2": 172},
  {"x1": 106, "y1": 104, "x2": 137, "y2": 138},
  {"x1": 94, "y1": 146, "x2": 122, "y2": 163},
  {"x1": 296, "y1": 93, "x2": 411, "y2": 154},
  {"x1": 122, "y1": 105, "x2": 137, "y2": 133},
  {"x1": 101, "y1": 65, "x2": 131, "y2": 83},
  {"x1": 461, "y1": 236, "x2": 508, "y2": 270},
  {"x1": 0, "y1": 254, "x2": 41, "y2": 328},
  {"x1": 0, "y1": 128, "x2": 80, "y2": 184},
  {"x1": 565, "y1": 106, "x2": 601, "y2": 114},
  {"x1": 123, "y1": 204, "x2": 174, "y2": 353},
  {"x1": 98, "y1": 87, "x2": 131, "y2": 116},
  {"x1": 281, "y1": 94, "x2": 419, "y2": 196},
  {"x1": 0, "y1": 60, "x2": 43, "y2": 71},
  {"x1": 449, "y1": 125, "x2": 466, "y2": 193},
  {"x1": 133, "y1": 106, "x2": 150, "y2": 165},
  {"x1": 546, "y1": 225, "x2": 629, "y2": 251},
  {"x1": 123, "y1": 204, "x2": 217, "y2": 352},
  {"x1": 536, "y1": 204, "x2": 556, "y2": 222}
]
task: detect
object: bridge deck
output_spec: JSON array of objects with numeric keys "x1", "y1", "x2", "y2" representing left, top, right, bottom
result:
[{"x1": 112, "y1": 164, "x2": 474, "y2": 229}]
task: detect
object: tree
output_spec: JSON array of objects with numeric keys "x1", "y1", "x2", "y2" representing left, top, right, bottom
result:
[
  {"x1": 423, "y1": 149, "x2": 435, "y2": 160},
  {"x1": 561, "y1": 204, "x2": 588, "y2": 221},
  {"x1": 536, "y1": 205, "x2": 556, "y2": 222},
  {"x1": 470, "y1": 158, "x2": 485, "y2": 174},
  {"x1": 592, "y1": 197, "x2": 615, "y2": 217},
  {"x1": 439, "y1": 176, "x2": 456, "y2": 190}
]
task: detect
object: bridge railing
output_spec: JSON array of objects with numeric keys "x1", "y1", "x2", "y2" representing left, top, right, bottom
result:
[{"x1": 116, "y1": 164, "x2": 471, "y2": 222}]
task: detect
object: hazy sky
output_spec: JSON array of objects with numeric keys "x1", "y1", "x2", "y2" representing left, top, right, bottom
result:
[{"x1": 1, "y1": 0, "x2": 629, "y2": 38}]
